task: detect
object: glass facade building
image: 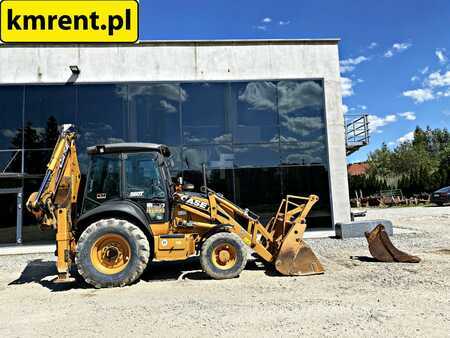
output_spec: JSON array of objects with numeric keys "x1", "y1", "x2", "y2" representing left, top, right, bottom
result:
[{"x1": 0, "y1": 79, "x2": 332, "y2": 243}]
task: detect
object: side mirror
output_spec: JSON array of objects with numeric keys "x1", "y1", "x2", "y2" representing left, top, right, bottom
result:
[{"x1": 183, "y1": 183, "x2": 195, "y2": 191}]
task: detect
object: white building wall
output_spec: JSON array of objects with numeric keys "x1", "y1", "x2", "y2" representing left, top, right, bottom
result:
[{"x1": 0, "y1": 40, "x2": 351, "y2": 226}]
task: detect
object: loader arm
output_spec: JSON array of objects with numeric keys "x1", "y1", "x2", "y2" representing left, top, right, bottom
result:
[
  {"x1": 207, "y1": 192, "x2": 324, "y2": 275},
  {"x1": 174, "y1": 188, "x2": 325, "y2": 276},
  {"x1": 26, "y1": 124, "x2": 81, "y2": 282}
]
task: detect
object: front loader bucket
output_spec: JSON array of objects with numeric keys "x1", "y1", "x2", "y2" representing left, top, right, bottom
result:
[
  {"x1": 274, "y1": 222, "x2": 325, "y2": 276},
  {"x1": 365, "y1": 224, "x2": 420, "y2": 263}
]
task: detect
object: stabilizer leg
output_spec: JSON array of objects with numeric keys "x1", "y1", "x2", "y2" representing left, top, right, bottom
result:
[{"x1": 55, "y1": 208, "x2": 76, "y2": 283}]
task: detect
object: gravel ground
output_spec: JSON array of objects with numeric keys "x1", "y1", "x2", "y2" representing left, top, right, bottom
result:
[{"x1": 0, "y1": 206, "x2": 449, "y2": 337}]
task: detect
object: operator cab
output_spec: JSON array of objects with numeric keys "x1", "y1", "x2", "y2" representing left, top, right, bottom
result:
[{"x1": 82, "y1": 143, "x2": 173, "y2": 222}]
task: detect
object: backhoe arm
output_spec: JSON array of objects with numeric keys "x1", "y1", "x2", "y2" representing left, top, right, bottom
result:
[{"x1": 26, "y1": 124, "x2": 81, "y2": 282}]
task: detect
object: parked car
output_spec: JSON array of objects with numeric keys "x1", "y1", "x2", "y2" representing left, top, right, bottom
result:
[{"x1": 430, "y1": 186, "x2": 450, "y2": 206}]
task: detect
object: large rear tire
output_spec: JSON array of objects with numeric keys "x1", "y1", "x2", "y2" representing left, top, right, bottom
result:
[
  {"x1": 75, "y1": 218, "x2": 150, "y2": 288},
  {"x1": 200, "y1": 232, "x2": 247, "y2": 280}
]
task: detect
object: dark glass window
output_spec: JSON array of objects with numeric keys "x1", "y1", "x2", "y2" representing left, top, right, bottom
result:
[
  {"x1": 78, "y1": 84, "x2": 127, "y2": 150},
  {"x1": 278, "y1": 80, "x2": 325, "y2": 143},
  {"x1": 182, "y1": 168, "x2": 234, "y2": 200},
  {"x1": 0, "y1": 150, "x2": 22, "y2": 173},
  {"x1": 24, "y1": 149, "x2": 52, "y2": 175},
  {"x1": 0, "y1": 177, "x2": 22, "y2": 189},
  {"x1": 24, "y1": 85, "x2": 76, "y2": 149},
  {"x1": 0, "y1": 79, "x2": 333, "y2": 235},
  {"x1": 234, "y1": 167, "x2": 282, "y2": 223},
  {"x1": 230, "y1": 81, "x2": 278, "y2": 143},
  {"x1": 0, "y1": 193, "x2": 19, "y2": 244},
  {"x1": 0, "y1": 86, "x2": 23, "y2": 150},
  {"x1": 22, "y1": 178, "x2": 56, "y2": 242},
  {"x1": 281, "y1": 142, "x2": 327, "y2": 166},
  {"x1": 167, "y1": 146, "x2": 183, "y2": 172},
  {"x1": 23, "y1": 145, "x2": 89, "y2": 176},
  {"x1": 183, "y1": 145, "x2": 234, "y2": 170},
  {"x1": 181, "y1": 83, "x2": 231, "y2": 144},
  {"x1": 234, "y1": 144, "x2": 279, "y2": 168},
  {"x1": 207, "y1": 169, "x2": 234, "y2": 198},
  {"x1": 128, "y1": 84, "x2": 181, "y2": 145},
  {"x1": 282, "y1": 165, "x2": 331, "y2": 228}
]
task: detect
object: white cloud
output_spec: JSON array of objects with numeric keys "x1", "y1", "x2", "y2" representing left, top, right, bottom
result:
[
  {"x1": 420, "y1": 66, "x2": 429, "y2": 75},
  {"x1": 357, "y1": 104, "x2": 367, "y2": 110},
  {"x1": 1, "y1": 129, "x2": 16, "y2": 138},
  {"x1": 427, "y1": 70, "x2": 450, "y2": 87},
  {"x1": 340, "y1": 77, "x2": 354, "y2": 97},
  {"x1": 159, "y1": 100, "x2": 177, "y2": 113},
  {"x1": 340, "y1": 56, "x2": 369, "y2": 73},
  {"x1": 271, "y1": 135, "x2": 299, "y2": 143},
  {"x1": 341, "y1": 104, "x2": 349, "y2": 114},
  {"x1": 436, "y1": 88, "x2": 450, "y2": 98},
  {"x1": 436, "y1": 48, "x2": 448, "y2": 64},
  {"x1": 385, "y1": 115, "x2": 397, "y2": 123},
  {"x1": 262, "y1": 17, "x2": 272, "y2": 23},
  {"x1": 367, "y1": 114, "x2": 397, "y2": 133},
  {"x1": 107, "y1": 137, "x2": 126, "y2": 144},
  {"x1": 279, "y1": 20, "x2": 290, "y2": 26},
  {"x1": 404, "y1": 69, "x2": 450, "y2": 104},
  {"x1": 368, "y1": 42, "x2": 378, "y2": 49},
  {"x1": 255, "y1": 25, "x2": 267, "y2": 31},
  {"x1": 281, "y1": 116, "x2": 324, "y2": 137},
  {"x1": 277, "y1": 80, "x2": 324, "y2": 113},
  {"x1": 403, "y1": 88, "x2": 434, "y2": 103},
  {"x1": 410, "y1": 67, "x2": 429, "y2": 83},
  {"x1": 384, "y1": 42, "x2": 412, "y2": 58},
  {"x1": 238, "y1": 81, "x2": 276, "y2": 111},
  {"x1": 398, "y1": 111, "x2": 416, "y2": 120},
  {"x1": 123, "y1": 84, "x2": 187, "y2": 102},
  {"x1": 397, "y1": 131, "x2": 415, "y2": 144},
  {"x1": 237, "y1": 80, "x2": 324, "y2": 116}
]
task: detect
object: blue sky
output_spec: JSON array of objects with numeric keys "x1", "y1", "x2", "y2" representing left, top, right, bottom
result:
[{"x1": 139, "y1": 1, "x2": 450, "y2": 163}]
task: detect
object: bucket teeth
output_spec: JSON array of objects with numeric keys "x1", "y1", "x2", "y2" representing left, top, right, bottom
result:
[{"x1": 365, "y1": 224, "x2": 421, "y2": 263}]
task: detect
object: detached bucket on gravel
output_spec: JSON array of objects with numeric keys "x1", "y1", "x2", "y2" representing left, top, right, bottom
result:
[{"x1": 365, "y1": 224, "x2": 421, "y2": 263}]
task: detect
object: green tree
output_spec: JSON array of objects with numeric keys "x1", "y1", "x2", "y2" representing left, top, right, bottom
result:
[
  {"x1": 350, "y1": 126, "x2": 450, "y2": 197},
  {"x1": 367, "y1": 143, "x2": 394, "y2": 177}
]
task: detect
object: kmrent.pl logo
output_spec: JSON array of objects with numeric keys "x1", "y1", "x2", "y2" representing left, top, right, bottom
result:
[{"x1": 0, "y1": 0, "x2": 139, "y2": 43}]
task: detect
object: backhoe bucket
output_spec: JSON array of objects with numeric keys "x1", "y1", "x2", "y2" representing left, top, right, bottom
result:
[
  {"x1": 365, "y1": 224, "x2": 420, "y2": 263},
  {"x1": 274, "y1": 222, "x2": 325, "y2": 276}
]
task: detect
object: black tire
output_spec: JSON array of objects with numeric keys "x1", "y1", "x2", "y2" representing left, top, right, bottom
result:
[
  {"x1": 75, "y1": 218, "x2": 150, "y2": 288},
  {"x1": 200, "y1": 232, "x2": 248, "y2": 280}
]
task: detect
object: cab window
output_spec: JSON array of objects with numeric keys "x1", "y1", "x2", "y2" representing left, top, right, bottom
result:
[
  {"x1": 84, "y1": 154, "x2": 121, "y2": 211},
  {"x1": 124, "y1": 153, "x2": 166, "y2": 200}
]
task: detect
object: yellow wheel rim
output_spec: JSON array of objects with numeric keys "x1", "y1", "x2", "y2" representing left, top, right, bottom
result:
[
  {"x1": 90, "y1": 234, "x2": 131, "y2": 275},
  {"x1": 211, "y1": 243, "x2": 237, "y2": 270}
]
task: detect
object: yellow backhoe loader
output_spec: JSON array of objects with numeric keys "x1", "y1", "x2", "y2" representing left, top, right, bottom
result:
[{"x1": 27, "y1": 125, "x2": 324, "y2": 288}]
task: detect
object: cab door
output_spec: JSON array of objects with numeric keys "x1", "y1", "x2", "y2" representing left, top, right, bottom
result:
[
  {"x1": 123, "y1": 152, "x2": 169, "y2": 222},
  {"x1": 82, "y1": 153, "x2": 122, "y2": 213}
]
